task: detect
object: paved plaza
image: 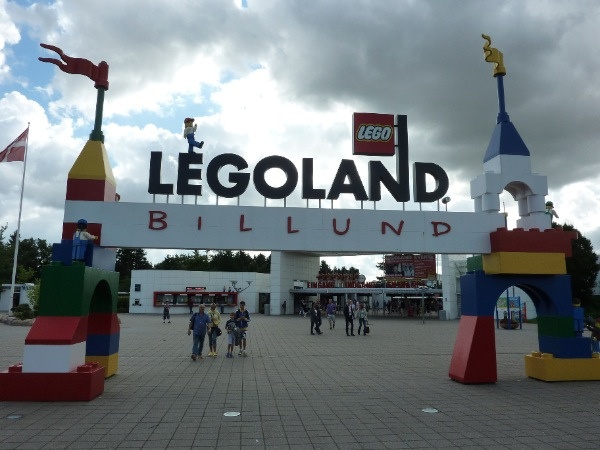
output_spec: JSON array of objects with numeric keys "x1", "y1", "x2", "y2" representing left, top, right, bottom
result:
[{"x1": 1, "y1": 312, "x2": 599, "y2": 449}]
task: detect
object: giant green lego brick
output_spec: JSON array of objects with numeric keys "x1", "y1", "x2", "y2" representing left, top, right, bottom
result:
[
  {"x1": 466, "y1": 255, "x2": 483, "y2": 272},
  {"x1": 536, "y1": 316, "x2": 575, "y2": 338},
  {"x1": 39, "y1": 263, "x2": 119, "y2": 316}
]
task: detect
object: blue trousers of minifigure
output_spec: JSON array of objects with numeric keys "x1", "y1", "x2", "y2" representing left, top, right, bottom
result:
[{"x1": 186, "y1": 132, "x2": 204, "y2": 153}]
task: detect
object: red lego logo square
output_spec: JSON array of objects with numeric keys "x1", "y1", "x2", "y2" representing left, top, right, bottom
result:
[{"x1": 353, "y1": 113, "x2": 395, "y2": 156}]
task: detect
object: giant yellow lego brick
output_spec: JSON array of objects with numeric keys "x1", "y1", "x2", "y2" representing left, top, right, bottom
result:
[
  {"x1": 86, "y1": 353, "x2": 119, "y2": 378},
  {"x1": 525, "y1": 352, "x2": 600, "y2": 381},
  {"x1": 68, "y1": 140, "x2": 116, "y2": 184},
  {"x1": 483, "y1": 252, "x2": 566, "y2": 275}
]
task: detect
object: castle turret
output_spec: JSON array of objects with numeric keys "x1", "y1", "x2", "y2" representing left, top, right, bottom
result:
[{"x1": 470, "y1": 35, "x2": 550, "y2": 230}]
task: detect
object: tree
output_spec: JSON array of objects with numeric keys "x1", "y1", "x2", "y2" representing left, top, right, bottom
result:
[
  {"x1": 28, "y1": 279, "x2": 41, "y2": 316},
  {"x1": 0, "y1": 224, "x2": 13, "y2": 283},
  {"x1": 14, "y1": 236, "x2": 52, "y2": 280},
  {"x1": 0, "y1": 228, "x2": 51, "y2": 284},
  {"x1": 185, "y1": 251, "x2": 210, "y2": 271},
  {"x1": 153, "y1": 250, "x2": 270, "y2": 273},
  {"x1": 154, "y1": 253, "x2": 192, "y2": 270},
  {"x1": 252, "y1": 253, "x2": 270, "y2": 273},
  {"x1": 319, "y1": 260, "x2": 332, "y2": 274},
  {"x1": 554, "y1": 223, "x2": 600, "y2": 313},
  {"x1": 115, "y1": 248, "x2": 153, "y2": 291}
]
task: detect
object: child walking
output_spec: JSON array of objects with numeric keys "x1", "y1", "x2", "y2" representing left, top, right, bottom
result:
[
  {"x1": 225, "y1": 312, "x2": 237, "y2": 358},
  {"x1": 162, "y1": 300, "x2": 171, "y2": 323}
]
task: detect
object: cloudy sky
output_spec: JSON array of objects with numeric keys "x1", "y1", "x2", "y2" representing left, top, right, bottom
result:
[{"x1": 1, "y1": 0, "x2": 599, "y2": 281}]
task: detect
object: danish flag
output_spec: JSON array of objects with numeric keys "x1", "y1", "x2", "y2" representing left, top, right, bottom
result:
[{"x1": 0, "y1": 128, "x2": 28, "y2": 163}]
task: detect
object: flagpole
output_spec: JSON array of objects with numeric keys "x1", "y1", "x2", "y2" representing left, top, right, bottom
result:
[{"x1": 8, "y1": 123, "x2": 30, "y2": 316}]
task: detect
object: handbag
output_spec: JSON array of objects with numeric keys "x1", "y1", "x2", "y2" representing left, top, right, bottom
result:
[
  {"x1": 364, "y1": 325, "x2": 370, "y2": 334},
  {"x1": 216, "y1": 327, "x2": 222, "y2": 336}
]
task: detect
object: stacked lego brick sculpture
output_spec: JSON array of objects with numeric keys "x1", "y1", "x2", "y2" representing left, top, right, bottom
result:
[
  {"x1": 0, "y1": 140, "x2": 120, "y2": 401},
  {"x1": 449, "y1": 227, "x2": 600, "y2": 383}
]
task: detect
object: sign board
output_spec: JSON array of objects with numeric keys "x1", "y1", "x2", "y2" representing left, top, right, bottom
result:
[
  {"x1": 352, "y1": 112, "x2": 396, "y2": 156},
  {"x1": 64, "y1": 201, "x2": 506, "y2": 255},
  {"x1": 384, "y1": 254, "x2": 436, "y2": 279}
]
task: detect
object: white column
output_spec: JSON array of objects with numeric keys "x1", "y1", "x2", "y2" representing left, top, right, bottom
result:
[{"x1": 441, "y1": 254, "x2": 459, "y2": 320}]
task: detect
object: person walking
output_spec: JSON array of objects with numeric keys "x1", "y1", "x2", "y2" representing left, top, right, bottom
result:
[
  {"x1": 344, "y1": 299, "x2": 355, "y2": 336},
  {"x1": 357, "y1": 303, "x2": 368, "y2": 335},
  {"x1": 224, "y1": 312, "x2": 237, "y2": 358},
  {"x1": 235, "y1": 301, "x2": 251, "y2": 356},
  {"x1": 188, "y1": 304, "x2": 211, "y2": 360},
  {"x1": 207, "y1": 303, "x2": 222, "y2": 357},
  {"x1": 310, "y1": 302, "x2": 323, "y2": 335},
  {"x1": 162, "y1": 300, "x2": 171, "y2": 324},
  {"x1": 326, "y1": 298, "x2": 336, "y2": 330}
]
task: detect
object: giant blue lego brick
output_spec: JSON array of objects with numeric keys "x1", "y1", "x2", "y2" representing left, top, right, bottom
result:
[
  {"x1": 52, "y1": 239, "x2": 94, "y2": 267},
  {"x1": 460, "y1": 271, "x2": 573, "y2": 317},
  {"x1": 538, "y1": 335, "x2": 593, "y2": 359},
  {"x1": 85, "y1": 333, "x2": 120, "y2": 356}
]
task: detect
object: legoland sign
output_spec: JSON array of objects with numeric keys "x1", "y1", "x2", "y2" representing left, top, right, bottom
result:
[
  {"x1": 63, "y1": 112, "x2": 506, "y2": 255},
  {"x1": 148, "y1": 114, "x2": 449, "y2": 204},
  {"x1": 64, "y1": 201, "x2": 506, "y2": 254}
]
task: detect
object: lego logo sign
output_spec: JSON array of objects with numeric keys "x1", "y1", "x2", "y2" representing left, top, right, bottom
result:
[{"x1": 353, "y1": 112, "x2": 395, "y2": 156}]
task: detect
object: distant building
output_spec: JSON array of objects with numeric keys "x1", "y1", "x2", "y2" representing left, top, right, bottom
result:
[
  {"x1": 129, "y1": 270, "x2": 270, "y2": 315},
  {"x1": 0, "y1": 283, "x2": 34, "y2": 312}
]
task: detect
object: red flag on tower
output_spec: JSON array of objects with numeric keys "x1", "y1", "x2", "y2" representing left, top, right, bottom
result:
[{"x1": 0, "y1": 128, "x2": 28, "y2": 163}]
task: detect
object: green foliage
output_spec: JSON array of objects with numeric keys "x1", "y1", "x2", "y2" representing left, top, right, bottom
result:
[
  {"x1": 17, "y1": 266, "x2": 35, "y2": 284},
  {"x1": 154, "y1": 250, "x2": 270, "y2": 274},
  {"x1": 154, "y1": 253, "x2": 191, "y2": 270},
  {"x1": 554, "y1": 223, "x2": 600, "y2": 313},
  {"x1": 115, "y1": 248, "x2": 153, "y2": 291},
  {"x1": 0, "y1": 224, "x2": 14, "y2": 284},
  {"x1": 319, "y1": 260, "x2": 332, "y2": 274},
  {"x1": 28, "y1": 280, "x2": 41, "y2": 317},
  {"x1": 318, "y1": 260, "x2": 360, "y2": 276},
  {"x1": 11, "y1": 303, "x2": 34, "y2": 320},
  {"x1": 15, "y1": 236, "x2": 52, "y2": 280},
  {"x1": 0, "y1": 227, "x2": 51, "y2": 284},
  {"x1": 117, "y1": 294, "x2": 129, "y2": 313}
]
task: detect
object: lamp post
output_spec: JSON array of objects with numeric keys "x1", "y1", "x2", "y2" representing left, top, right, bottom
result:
[{"x1": 441, "y1": 196, "x2": 451, "y2": 212}]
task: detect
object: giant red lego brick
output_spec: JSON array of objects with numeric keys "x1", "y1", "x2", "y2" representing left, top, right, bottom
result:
[
  {"x1": 62, "y1": 222, "x2": 102, "y2": 245},
  {"x1": 25, "y1": 316, "x2": 88, "y2": 345},
  {"x1": 449, "y1": 315, "x2": 497, "y2": 383},
  {"x1": 65, "y1": 178, "x2": 116, "y2": 201},
  {"x1": 489, "y1": 227, "x2": 577, "y2": 256},
  {"x1": 0, "y1": 363, "x2": 105, "y2": 401},
  {"x1": 87, "y1": 312, "x2": 120, "y2": 335}
]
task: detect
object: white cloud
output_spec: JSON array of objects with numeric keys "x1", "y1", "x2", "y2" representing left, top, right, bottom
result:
[{"x1": 1, "y1": 0, "x2": 600, "y2": 280}]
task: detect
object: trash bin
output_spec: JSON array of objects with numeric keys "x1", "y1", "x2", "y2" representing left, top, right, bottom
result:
[
  {"x1": 438, "y1": 310, "x2": 447, "y2": 321},
  {"x1": 264, "y1": 304, "x2": 270, "y2": 315}
]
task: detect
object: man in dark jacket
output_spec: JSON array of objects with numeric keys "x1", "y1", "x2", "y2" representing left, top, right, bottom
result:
[
  {"x1": 344, "y1": 299, "x2": 355, "y2": 336},
  {"x1": 310, "y1": 302, "x2": 322, "y2": 335}
]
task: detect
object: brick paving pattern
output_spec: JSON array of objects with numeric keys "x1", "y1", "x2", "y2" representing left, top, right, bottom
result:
[{"x1": 1, "y1": 313, "x2": 599, "y2": 449}]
